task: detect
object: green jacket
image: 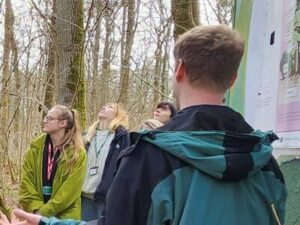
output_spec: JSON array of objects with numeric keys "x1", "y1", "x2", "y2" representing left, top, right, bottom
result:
[{"x1": 19, "y1": 134, "x2": 87, "y2": 219}]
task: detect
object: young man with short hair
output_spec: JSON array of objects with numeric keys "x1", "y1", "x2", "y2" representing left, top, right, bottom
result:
[{"x1": 100, "y1": 25, "x2": 286, "y2": 225}]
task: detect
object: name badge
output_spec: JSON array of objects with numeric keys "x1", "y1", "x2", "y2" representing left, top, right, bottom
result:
[
  {"x1": 42, "y1": 186, "x2": 52, "y2": 196},
  {"x1": 89, "y1": 166, "x2": 99, "y2": 176}
]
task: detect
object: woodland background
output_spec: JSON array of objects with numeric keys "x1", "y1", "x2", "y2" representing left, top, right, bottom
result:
[{"x1": 0, "y1": 0, "x2": 233, "y2": 212}]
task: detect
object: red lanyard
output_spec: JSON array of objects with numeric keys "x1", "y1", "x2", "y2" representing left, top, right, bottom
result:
[{"x1": 47, "y1": 143, "x2": 59, "y2": 181}]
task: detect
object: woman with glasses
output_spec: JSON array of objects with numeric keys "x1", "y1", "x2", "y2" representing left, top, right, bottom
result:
[
  {"x1": 19, "y1": 105, "x2": 86, "y2": 220},
  {"x1": 81, "y1": 103, "x2": 130, "y2": 221}
]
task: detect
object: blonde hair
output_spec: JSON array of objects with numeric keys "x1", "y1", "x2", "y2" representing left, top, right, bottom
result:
[
  {"x1": 83, "y1": 103, "x2": 129, "y2": 144},
  {"x1": 53, "y1": 104, "x2": 84, "y2": 174},
  {"x1": 174, "y1": 24, "x2": 244, "y2": 92}
]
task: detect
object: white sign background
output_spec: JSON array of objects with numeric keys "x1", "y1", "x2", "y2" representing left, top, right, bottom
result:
[{"x1": 243, "y1": 0, "x2": 300, "y2": 151}]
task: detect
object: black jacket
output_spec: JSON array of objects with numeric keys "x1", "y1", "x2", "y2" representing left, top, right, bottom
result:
[{"x1": 85, "y1": 126, "x2": 130, "y2": 200}]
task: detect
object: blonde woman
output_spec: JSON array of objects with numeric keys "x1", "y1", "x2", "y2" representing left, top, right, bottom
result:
[
  {"x1": 19, "y1": 105, "x2": 87, "y2": 219},
  {"x1": 81, "y1": 103, "x2": 130, "y2": 221}
]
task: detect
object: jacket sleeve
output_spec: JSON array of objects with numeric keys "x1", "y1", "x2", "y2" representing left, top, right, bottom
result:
[
  {"x1": 38, "y1": 148, "x2": 87, "y2": 216},
  {"x1": 98, "y1": 139, "x2": 173, "y2": 225},
  {"x1": 19, "y1": 147, "x2": 44, "y2": 212},
  {"x1": 44, "y1": 217, "x2": 86, "y2": 225}
]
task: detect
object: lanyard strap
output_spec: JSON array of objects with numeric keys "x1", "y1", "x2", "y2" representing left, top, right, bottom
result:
[
  {"x1": 94, "y1": 132, "x2": 110, "y2": 158},
  {"x1": 47, "y1": 143, "x2": 60, "y2": 181}
]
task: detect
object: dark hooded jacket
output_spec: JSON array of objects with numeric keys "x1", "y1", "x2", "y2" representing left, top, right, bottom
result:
[{"x1": 99, "y1": 105, "x2": 286, "y2": 225}]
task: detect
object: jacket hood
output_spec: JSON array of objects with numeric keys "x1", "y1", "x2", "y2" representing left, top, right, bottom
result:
[{"x1": 140, "y1": 130, "x2": 278, "y2": 181}]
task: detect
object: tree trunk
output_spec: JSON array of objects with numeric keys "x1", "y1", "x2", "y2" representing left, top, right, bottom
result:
[
  {"x1": 153, "y1": 0, "x2": 173, "y2": 105},
  {"x1": 152, "y1": 39, "x2": 163, "y2": 107},
  {"x1": 171, "y1": 0, "x2": 200, "y2": 39},
  {"x1": 160, "y1": 25, "x2": 171, "y2": 99},
  {"x1": 44, "y1": 0, "x2": 57, "y2": 116},
  {"x1": 117, "y1": 0, "x2": 136, "y2": 107},
  {"x1": 11, "y1": 12, "x2": 21, "y2": 170},
  {"x1": 56, "y1": 0, "x2": 86, "y2": 127},
  {"x1": 100, "y1": 3, "x2": 116, "y2": 108},
  {"x1": 0, "y1": 0, "x2": 16, "y2": 207},
  {"x1": 89, "y1": 0, "x2": 104, "y2": 120},
  {"x1": 0, "y1": 0, "x2": 14, "y2": 157}
]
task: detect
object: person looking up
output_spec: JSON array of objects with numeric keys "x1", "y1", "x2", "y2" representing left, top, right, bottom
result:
[
  {"x1": 140, "y1": 102, "x2": 176, "y2": 130},
  {"x1": 81, "y1": 103, "x2": 130, "y2": 221},
  {"x1": 153, "y1": 101, "x2": 176, "y2": 124}
]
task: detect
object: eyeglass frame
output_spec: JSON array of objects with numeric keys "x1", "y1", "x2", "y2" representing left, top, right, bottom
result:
[{"x1": 44, "y1": 115, "x2": 61, "y2": 122}]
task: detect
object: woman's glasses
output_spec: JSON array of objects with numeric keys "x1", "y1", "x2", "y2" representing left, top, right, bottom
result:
[{"x1": 44, "y1": 115, "x2": 60, "y2": 122}]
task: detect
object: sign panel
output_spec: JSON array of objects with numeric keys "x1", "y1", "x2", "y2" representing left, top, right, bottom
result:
[
  {"x1": 276, "y1": 0, "x2": 300, "y2": 147},
  {"x1": 232, "y1": 0, "x2": 300, "y2": 148}
]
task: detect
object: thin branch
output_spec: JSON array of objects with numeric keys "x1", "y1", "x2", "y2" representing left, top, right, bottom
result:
[{"x1": 2, "y1": 92, "x2": 49, "y2": 113}]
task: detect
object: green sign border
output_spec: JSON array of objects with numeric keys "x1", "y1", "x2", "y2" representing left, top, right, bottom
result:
[{"x1": 227, "y1": 0, "x2": 253, "y2": 115}]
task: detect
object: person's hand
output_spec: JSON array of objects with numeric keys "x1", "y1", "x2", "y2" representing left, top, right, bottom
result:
[
  {"x1": 13, "y1": 209, "x2": 42, "y2": 225},
  {"x1": 0, "y1": 210, "x2": 11, "y2": 225}
]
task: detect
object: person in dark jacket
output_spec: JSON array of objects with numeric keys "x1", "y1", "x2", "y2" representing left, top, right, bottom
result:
[
  {"x1": 2, "y1": 25, "x2": 287, "y2": 225},
  {"x1": 81, "y1": 103, "x2": 130, "y2": 221}
]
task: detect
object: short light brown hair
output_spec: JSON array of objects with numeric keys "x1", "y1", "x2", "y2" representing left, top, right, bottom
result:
[{"x1": 173, "y1": 24, "x2": 244, "y2": 92}]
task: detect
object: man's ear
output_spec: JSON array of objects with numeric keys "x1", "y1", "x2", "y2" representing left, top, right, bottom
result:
[
  {"x1": 175, "y1": 59, "x2": 185, "y2": 81},
  {"x1": 229, "y1": 72, "x2": 238, "y2": 88}
]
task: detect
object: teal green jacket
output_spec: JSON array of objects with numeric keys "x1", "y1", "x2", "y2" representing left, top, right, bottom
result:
[
  {"x1": 140, "y1": 130, "x2": 287, "y2": 225},
  {"x1": 19, "y1": 134, "x2": 87, "y2": 219}
]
